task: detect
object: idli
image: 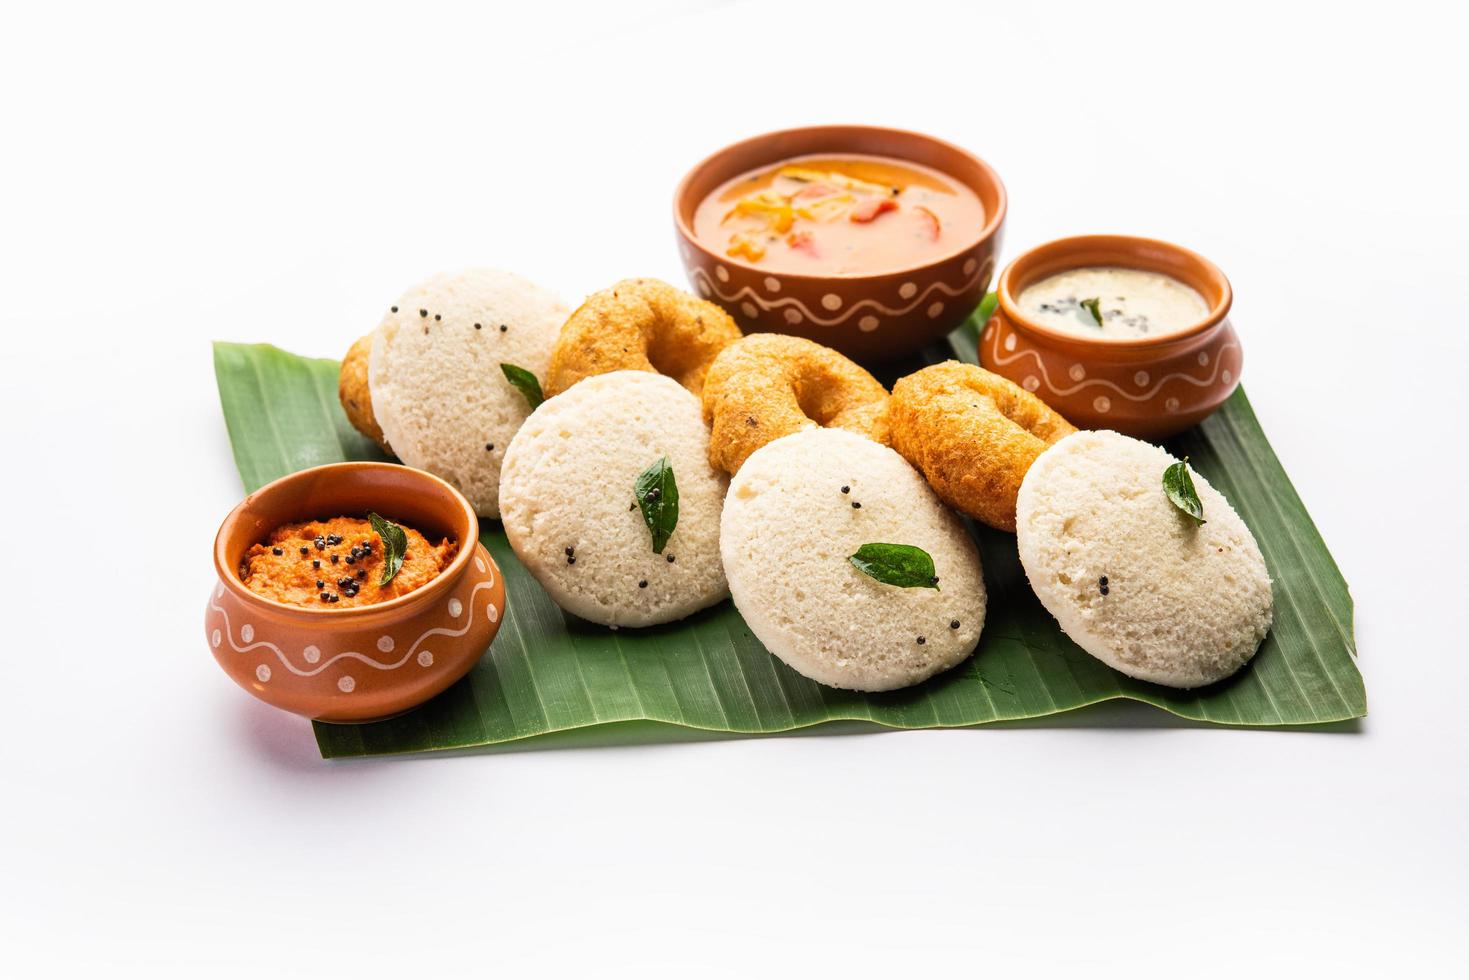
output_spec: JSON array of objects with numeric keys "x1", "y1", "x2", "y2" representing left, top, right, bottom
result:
[
  {"x1": 721, "y1": 428, "x2": 986, "y2": 692},
  {"x1": 368, "y1": 268, "x2": 570, "y2": 518},
  {"x1": 1015, "y1": 430, "x2": 1273, "y2": 689},
  {"x1": 498, "y1": 371, "x2": 729, "y2": 628}
]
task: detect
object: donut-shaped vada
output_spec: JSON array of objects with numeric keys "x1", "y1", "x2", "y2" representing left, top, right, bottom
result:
[
  {"x1": 700, "y1": 334, "x2": 890, "y2": 476},
  {"x1": 544, "y1": 278, "x2": 742, "y2": 398},
  {"x1": 338, "y1": 333, "x2": 389, "y2": 452},
  {"x1": 887, "y1": 361, "x2": 1076, "y2": 532}
]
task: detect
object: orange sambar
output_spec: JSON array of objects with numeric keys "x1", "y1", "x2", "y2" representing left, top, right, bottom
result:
[{"x1": 691, "y1": 154, "x2": 986, "y2": 276}]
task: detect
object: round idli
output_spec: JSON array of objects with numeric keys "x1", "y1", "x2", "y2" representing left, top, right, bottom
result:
[
  {"x1": 498, "y1": 371, "x2": 729, "y2": 628},
  {"x1": 368, "y1": 268, "x2": 570, "y2": 518},
  {"x1": 720, "y1": 428, "x2": 986, "y2": 692},
  {"x1": 1015, "y1": 430, "x2": 1273, "y2": 689}
]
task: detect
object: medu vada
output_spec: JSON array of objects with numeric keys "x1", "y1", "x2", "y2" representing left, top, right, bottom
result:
[
  {"x1": 543, "y1": 278, "x2": 742, "y2": 398},
  {"x1": 887, "y1": 361, "x2": 1076, "y2": 532},
  {"x1": 338, "y1": 333, "x2": 389, "y2": 452},
  {"x1": 700, "y1": 333, "x2": 890, "y2": 476}
]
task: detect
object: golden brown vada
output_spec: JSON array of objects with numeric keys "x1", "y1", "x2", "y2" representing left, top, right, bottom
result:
[
  {"x1": 701, "y1": 333, "x2": 890, "y2": 476},
  {"x1": 887, "y1": 361, "x2": 1075, "y2": 532},
  {"x1": 544, "y1": 278, "x2": 742, "y2": 398},
  {"x1": 338, "y1": 334, "x2": 389, "y2": 452}
]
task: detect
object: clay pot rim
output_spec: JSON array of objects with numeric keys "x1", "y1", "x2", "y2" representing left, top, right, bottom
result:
[
  {"x1": 212, "y1": 461, "x2": 481, "y2": 620},
  {"x1": 672, "y1": 124, "x2": 1008, "y2": 283},
  {"x1": 997, "y1": 234, "x2": 1234, "y2": 351}
]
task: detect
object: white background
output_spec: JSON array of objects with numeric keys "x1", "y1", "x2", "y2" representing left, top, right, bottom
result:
[{"x1": 2, "y1": 1, "x2": 1464, "y2": 975}]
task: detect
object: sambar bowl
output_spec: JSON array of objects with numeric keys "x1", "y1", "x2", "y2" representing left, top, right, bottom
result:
[{"x1": 673, "y1": 125, "x2": 1007, "y2": 363}]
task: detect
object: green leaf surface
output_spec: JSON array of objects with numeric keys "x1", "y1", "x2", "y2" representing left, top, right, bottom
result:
[
  {"x1": 850, "y1": 543, "x2": 939, "y2": 589},
  {"x1": 367, "y1": 511, "x2": 407, "y2": 586},
  {"x1": 1163, "y1": 457, "x2": 1207, "y2": 526},
  {"x1": 211, "y1": 305, "x2": 1363, "y2": 758},
  {"x1": 499, "y1": 362, "x2": 544, "y2": 409},
  {"x1": 1080, "y1": 296, "x2": 1104, "y2": 329},
  {"x1": 634, "y1": 456, "x2": 679, "y2": 554}
]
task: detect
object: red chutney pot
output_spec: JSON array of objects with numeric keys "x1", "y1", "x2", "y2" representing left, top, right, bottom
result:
[
  {"x1": 207, "y1": 462, "x2": 505, "y2": 723},
  {"x1": 981, "y1": 235, "x2": 1243, "y2": 439}
]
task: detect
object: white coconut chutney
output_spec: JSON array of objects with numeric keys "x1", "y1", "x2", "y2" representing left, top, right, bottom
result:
[{"x1": 1018, "y1": 266, "x2": 1209, "y2": 340}]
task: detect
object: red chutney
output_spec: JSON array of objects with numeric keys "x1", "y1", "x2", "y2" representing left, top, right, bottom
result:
[
  {"x1": 692, "y1": 154, "x2": 986, "y2": 276},
  {"x1": 239, "y1": 516, "x2": 457, "y2": 608}
]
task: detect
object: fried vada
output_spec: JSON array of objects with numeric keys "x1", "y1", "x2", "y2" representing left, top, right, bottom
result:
[
  {"x1": 887, "y1": 361, "x2": 1075, "y2": 532},
  {"x1": 543, "y1": 278, "x2": 741, "y2": 398},
  {"x1": 700, "y1": 333, "x2": 890, "y2": 476},
  {"x1": 339, "y1": 334, "x2": 389, "y2": 452}
]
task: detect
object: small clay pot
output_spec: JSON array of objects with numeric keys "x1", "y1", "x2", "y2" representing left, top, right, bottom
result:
[
  {"x1": 981, "y1": 235, "x2": 1242, "y2": 439},
  {"x1": 673, "y1": 125, "x2": 1007, "y2": 363},
  {"x1": 206, "y1": 462, "x2": 505, "y2": 723}
]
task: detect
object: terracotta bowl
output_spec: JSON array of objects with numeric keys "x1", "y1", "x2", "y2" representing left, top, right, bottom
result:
[
  {"x1": 673, "y1": 125, "x2": 1007, "y2": 363},
  {"x1": 980, "y1": 235, "x2": 1242, "y2": 439},
  {"x1": 206, "y1": 462, "x2": 505, "y2": 723}
]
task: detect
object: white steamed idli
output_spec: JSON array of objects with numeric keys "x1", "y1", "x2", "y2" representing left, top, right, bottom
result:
[
  {"x1": 498, "y1": 371, "x2": 729, "y2": 627},
  {"x1": 720, "y1": 428, "x2": 986, "y2": 692},
  {"x1": 1015, "y1": 429, "x2": 1273, "y2": 689},
  {"x1": 368, "y1": 268, "x2": 569, "y2": 518}
]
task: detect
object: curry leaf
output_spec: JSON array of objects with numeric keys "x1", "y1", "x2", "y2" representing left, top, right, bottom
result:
[
  {"x1": 368, "y1": 511, "x2": 408, "y2": 585},
  {"x1": 500, "y1": 363, "x2": 544, "y2": 409},
  {"x1": 1163, "y1": 457, "x2": 1206, "y2": 526},
  {"x1": 849, "y1": 543, "x2": 939, "y2": 589},
  {"x1": 1079, "y1": 297, "x2": 1104, "y2": 329},
  {"x1": 634, "y1": 456, "x2": 679, "y2": 554}
]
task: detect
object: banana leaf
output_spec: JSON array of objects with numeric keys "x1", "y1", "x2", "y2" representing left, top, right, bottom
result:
[{"x1": 212, "y1": 308, "x2": 1363, "y2": 758}]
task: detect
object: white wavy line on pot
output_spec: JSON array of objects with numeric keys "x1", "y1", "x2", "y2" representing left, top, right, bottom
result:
[
  {"x1": 987, "y1": 324, "x2": 1240, "y2": 401},
  {"x1": 208, "y1": 579, "x2": 497, "y2": 679},
  {"x1": 471, "y1": 551, "x2": 497, "y2": 590},
  {"x1": 688, "y1": 259, "x2": 990, "y2": 327}
]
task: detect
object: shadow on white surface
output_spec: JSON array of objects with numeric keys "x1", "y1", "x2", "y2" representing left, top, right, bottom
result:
[
  {"x1": 231, "y1": 696, "x2": 346, "y2": 774},
  {"x1": 247, "y1": 695, "x2": 1363, "y2": 766}
]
